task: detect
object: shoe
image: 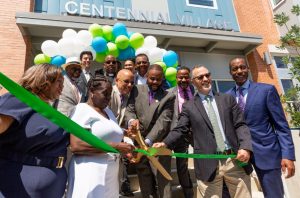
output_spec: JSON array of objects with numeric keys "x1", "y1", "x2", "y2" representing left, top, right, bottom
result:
[{"x1": 120, "y1": 190, "x2": 134, "y2": 197}]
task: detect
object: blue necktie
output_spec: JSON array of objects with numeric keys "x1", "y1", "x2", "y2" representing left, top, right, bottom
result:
[{"x1": 238, "y1": 87, "x2": 246, "y2": 111}]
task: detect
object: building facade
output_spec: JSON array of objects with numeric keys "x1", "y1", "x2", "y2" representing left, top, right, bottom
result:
[{"x1": 0, "y1": 0, "x2": 288, "y2": 95}]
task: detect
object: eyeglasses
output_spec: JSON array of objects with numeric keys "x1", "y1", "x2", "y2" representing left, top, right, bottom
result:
[
  {"x1": 136, "y1": 61, "x2": 148, "y2": 65},
  {"x1": 193, "y1": 73, "x2": 211, "y2": 81},
  {"x1": 121, "y1": 79, "x2": 135, "y2": 85},
  {"x1": 71, "y1": 67, "x2": 82, "y2": 73},
  {"x1": 105, "y1": 60, "x2": 117, "y2": 64}
]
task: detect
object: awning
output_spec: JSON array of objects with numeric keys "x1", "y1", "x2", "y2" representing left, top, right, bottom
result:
[{"x1": 16, "y1": 12, "x2": 262, "y2": 55}]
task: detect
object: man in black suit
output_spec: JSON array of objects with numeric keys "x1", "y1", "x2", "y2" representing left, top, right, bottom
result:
[
  {"x1": 167, "y1": 66, "x2": 194, "y2": 198},
  {"x1": 76, "y1": 51, "x2": 93, "y2": 102},
  {"x1": 154, "y1": 65, "x2": 253, "y2": 198}
]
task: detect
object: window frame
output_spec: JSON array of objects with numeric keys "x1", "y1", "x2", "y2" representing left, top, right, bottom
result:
[
  {"x1": 186, "y1": 0, "x2": 218, "y2": 10},
  {"x1": 270, "y1": 0, "x2": 285, "y2": 9}
]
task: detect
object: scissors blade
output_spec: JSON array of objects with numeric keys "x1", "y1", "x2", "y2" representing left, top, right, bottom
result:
[{"x1": 147, "y1": 156, "x2": 173, "y2": 181}]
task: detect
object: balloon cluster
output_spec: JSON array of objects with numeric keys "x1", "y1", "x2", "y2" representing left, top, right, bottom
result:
[{"x1": 34, "y1": 23, "x2": 179, "y2": 86}]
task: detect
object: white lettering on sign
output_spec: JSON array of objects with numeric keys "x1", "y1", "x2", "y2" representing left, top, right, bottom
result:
[{"x1": 64, "y1": 1, "x2": 233, "y2": 31}]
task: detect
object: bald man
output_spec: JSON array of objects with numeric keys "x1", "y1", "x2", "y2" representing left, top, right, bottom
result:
[
  {"x1": 109, "y1": 69, "x2": 135, "y2": 196},
  {"x1": 109, "y1": 69, "x2": 134, "y2": 127}
]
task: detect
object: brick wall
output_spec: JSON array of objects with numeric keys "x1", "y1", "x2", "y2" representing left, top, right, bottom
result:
[
  {"x1": 233, "y1": 0, "x2": 283, "y2": 94},
  {"x1": 0, "y1": 0, "x2": 33, "y2": 95}
]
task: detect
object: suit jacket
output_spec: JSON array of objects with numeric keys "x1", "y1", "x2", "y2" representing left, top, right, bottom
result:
[
  {"x1": 76, "y1": 72, "x2": 92, "y2": 103},
  {"x1": 168, "y1": 85, "x2": 195, "y2": 130},
  {"x1": 124, "y1": 84, "x2": 175, "y2": 143},
  {"x1": 109, "y1": 85, "x2": 129, "y2": 127},
  {"x1": 164, "y1": 92, "x2": 253, "y2": 181},
  {"x1": 56, "y1": 76, "x2": 81, "y2": 116},
  {"x1": 227, "y1": 81, "x2": 295, "y2": 170}
]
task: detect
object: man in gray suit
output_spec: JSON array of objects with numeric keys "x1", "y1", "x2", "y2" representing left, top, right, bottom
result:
[
  {"x1": 168, "y1": 66, "x2": 194, "y2": 198},
  {"x1": 125, "y1": 64, "x2": 175, "y2": 198},
  {"x1": 154, "y1": 65, "x2": 253, "y2": 198},
  {"x1": 109, "y1": 69, "x2": 135, "y2": 197},
  {"x1": 56, "y1": 59, "x2": 82, "y2": 116},
  {"x1": 76, "y1": 51, "x2": 93, "y2": 102}
]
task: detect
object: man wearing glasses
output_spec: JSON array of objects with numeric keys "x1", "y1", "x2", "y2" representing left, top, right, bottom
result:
[
  {"x1": 134, "y1": 54, "x2": 150, "y2": 85},
  {"x1": 109, "y1": 69, "x2": 135, "y2": 197},
  {"x1": 153, "y1": 65, "x2": 253, "y2": 198},
  {"x1": 103, "y1": 55, "x2": 118, "y2": 84},
  {"x1": 55, "y1": 58, "x2": 82, "y2": 116}
]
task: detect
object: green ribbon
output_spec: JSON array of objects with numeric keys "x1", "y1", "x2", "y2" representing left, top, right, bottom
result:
[
  {"x1": 0, "y1": 72, "x2": 248, "y2": 167},
  {"x1": 0, "y1": 72, "x2": 118, "y2": 153}
]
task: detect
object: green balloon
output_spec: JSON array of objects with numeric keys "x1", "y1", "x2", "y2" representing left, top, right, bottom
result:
[
  {"x1": 89, "y1": 24, "x2": 103, "y2": 38},
  {"x1": 172, "y1": 61, "x2": 178, "y2": 68},
  {"x1": 107, "y1": 42, "x2": 119, "y2": 57},
  {"x1": 95, "y1": 52, "x2": 106, "y2": 63},
  {"x1": 115, "y1": 35, "x2": 129, "y2": 50},
  {"x1": 154, "y1": 61, "x2": 167, "y2": 73},
  {"x1": 34, "y1": 54, "x2": 51, "y2": 64},
  {"x1": 102, "y1": 25, "x2": 113, "y2": 41},
  {"x1": 165, "y1": 67, "x2": 177, "y2": 82},
  {"x1": 129, "y1": 33, "x2": 144, "y2": 49},
  {"x1": 170, "y1": 80, "x2": 177, "y2": 87}
]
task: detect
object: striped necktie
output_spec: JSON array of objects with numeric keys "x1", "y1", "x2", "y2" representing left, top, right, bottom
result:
[{"x1": 238, "y1": 87, "x2": 245, "y2": 111}]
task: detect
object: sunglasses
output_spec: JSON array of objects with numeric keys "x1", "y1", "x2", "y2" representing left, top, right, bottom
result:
[
  {"x1": 193, "y1": 73, "x2": 211, "y2": 81},
  {"x1": 121, "y1": 79, "x2": 135, "y2": 85},
  {"x1": 71, "y1": 67, "x2": 82, "y2": 73},
  {"x1": 105, "y1": 60, "x2": 117, "y2": 64}
]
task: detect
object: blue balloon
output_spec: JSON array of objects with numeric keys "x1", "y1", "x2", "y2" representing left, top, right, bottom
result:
[
  {"x1": 163, "y1": 50, "x2": 178, "y2": 67},
  {"x1": 128, "y1": 31, "x2": 134, "y2": 38},
  {"x1": 118, "y1": 47, "x2": 135, "y2": 61},
  {"x1": 92, "y1": 37, "x2": 107, "y2": 53},
  {"x1": 51, "y1": 56, "x2": 66, "y2": 67},
  {"x1": 112, "y1": 23, "x2": 127, "y2": 38}
]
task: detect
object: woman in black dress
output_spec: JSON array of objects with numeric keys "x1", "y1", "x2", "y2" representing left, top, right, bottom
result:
[{"x1": 0, "y1": 63, "x2": 68, "y2": 197}]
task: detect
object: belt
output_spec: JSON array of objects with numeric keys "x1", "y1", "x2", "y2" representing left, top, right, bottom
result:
[
  {"x1": 0, "y1": 150, "x2": 66, "y2": 169},
  {"x1": 215, "y1": 149, "x2": 234, "y2": 155}
]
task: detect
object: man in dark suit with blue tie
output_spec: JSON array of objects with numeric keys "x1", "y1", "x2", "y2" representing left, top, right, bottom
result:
[{"x1": 227, "y1": 57, "x2": 296, "y2": 198}]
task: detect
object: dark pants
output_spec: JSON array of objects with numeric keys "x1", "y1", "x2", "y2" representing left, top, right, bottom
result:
[
  {"x1": 136, "y1": 155, "x2": 171, "y2": 198},
  {"x1": 254, "y1": 165, "x2": 284, "y2": 198},
  {"x1": 174, "y1": 140, "x2": 194, "y2": 198}
]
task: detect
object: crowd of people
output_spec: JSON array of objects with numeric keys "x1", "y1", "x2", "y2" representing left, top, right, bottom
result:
[{"x1": 0, "y1": 51, "x2": 296, "y2": 198}]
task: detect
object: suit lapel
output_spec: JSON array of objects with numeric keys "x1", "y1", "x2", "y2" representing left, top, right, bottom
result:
[
  {"x1": 244, "y1": 82, "x2": 257, "y2": 118},
  {"x1": 172, "y1": 87, "x2": 179, "y2": 118},
  {"x1": 193, "y1": 95, "x2": 213, "y2": 131},
  {"x1": 144, "y1": 88, "x2": 165, "y2": 130}
]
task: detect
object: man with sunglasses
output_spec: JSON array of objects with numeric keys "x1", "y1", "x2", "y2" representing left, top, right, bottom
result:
[
  {"x1": 109, "y1": 69, "x2": 135, "y2": 197},
  {"x1": 134, "y1": 54, "x2": 150, "y2": 85},
  {"x1": 103, "y1": 55, "x2": 118, "y2": 84},
  {"x1": 153, "y1": 65, "x2": 253, "y2": 198},
  {"x1": 227, "y1": 57, "x2": 295, "y2": 198},
  {"x1": 55, "y1": 58, "x2": 82, "y2": 116}
]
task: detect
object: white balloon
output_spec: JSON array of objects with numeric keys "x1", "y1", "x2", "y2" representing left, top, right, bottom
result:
[
  {"x1": 149, "y1": 47, "x2": 164, "y2": 64},
  {"x1": 135, "y1": 47, "x2": 150, "y2": 57},
  {"x1": 62, "y1": 29, "x2": 77, "y2": 39},
  {"x1": 41, "y1": 40, "x2": 59, "y2": 57},
  {"x1": 83, "y1": 46, "x2": 97, "y2": 60},
  {"x1": 58, "y1": 38, "x2": 75, "y2": 58},
  {"x1": 143, "y1": 36, "x2": 157, "y2": 49},
  {"x1": 77, "y1": 30, "x2": 93, "y2": 47}
]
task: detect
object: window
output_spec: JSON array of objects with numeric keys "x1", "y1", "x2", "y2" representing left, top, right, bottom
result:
[
  {"x1": 274, "y1": 56, "x2": 288, "y2": 68},
  {"x1": 186, "y1": 0, "x2": 217, "y2": 9},
  {"x1": 270, "y1": 0, "x2": 284, "y2": 8},
  {"x1": 281, "y1": 79, "x2": 294, "y2": 94},
  {"x1": 217, "y1": 81, "x2": 236, "y2": 93}
]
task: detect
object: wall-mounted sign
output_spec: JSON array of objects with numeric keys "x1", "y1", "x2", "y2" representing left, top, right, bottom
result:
[{"x1": 64, "y1": 1, "x2": 233, "y2": 31}]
